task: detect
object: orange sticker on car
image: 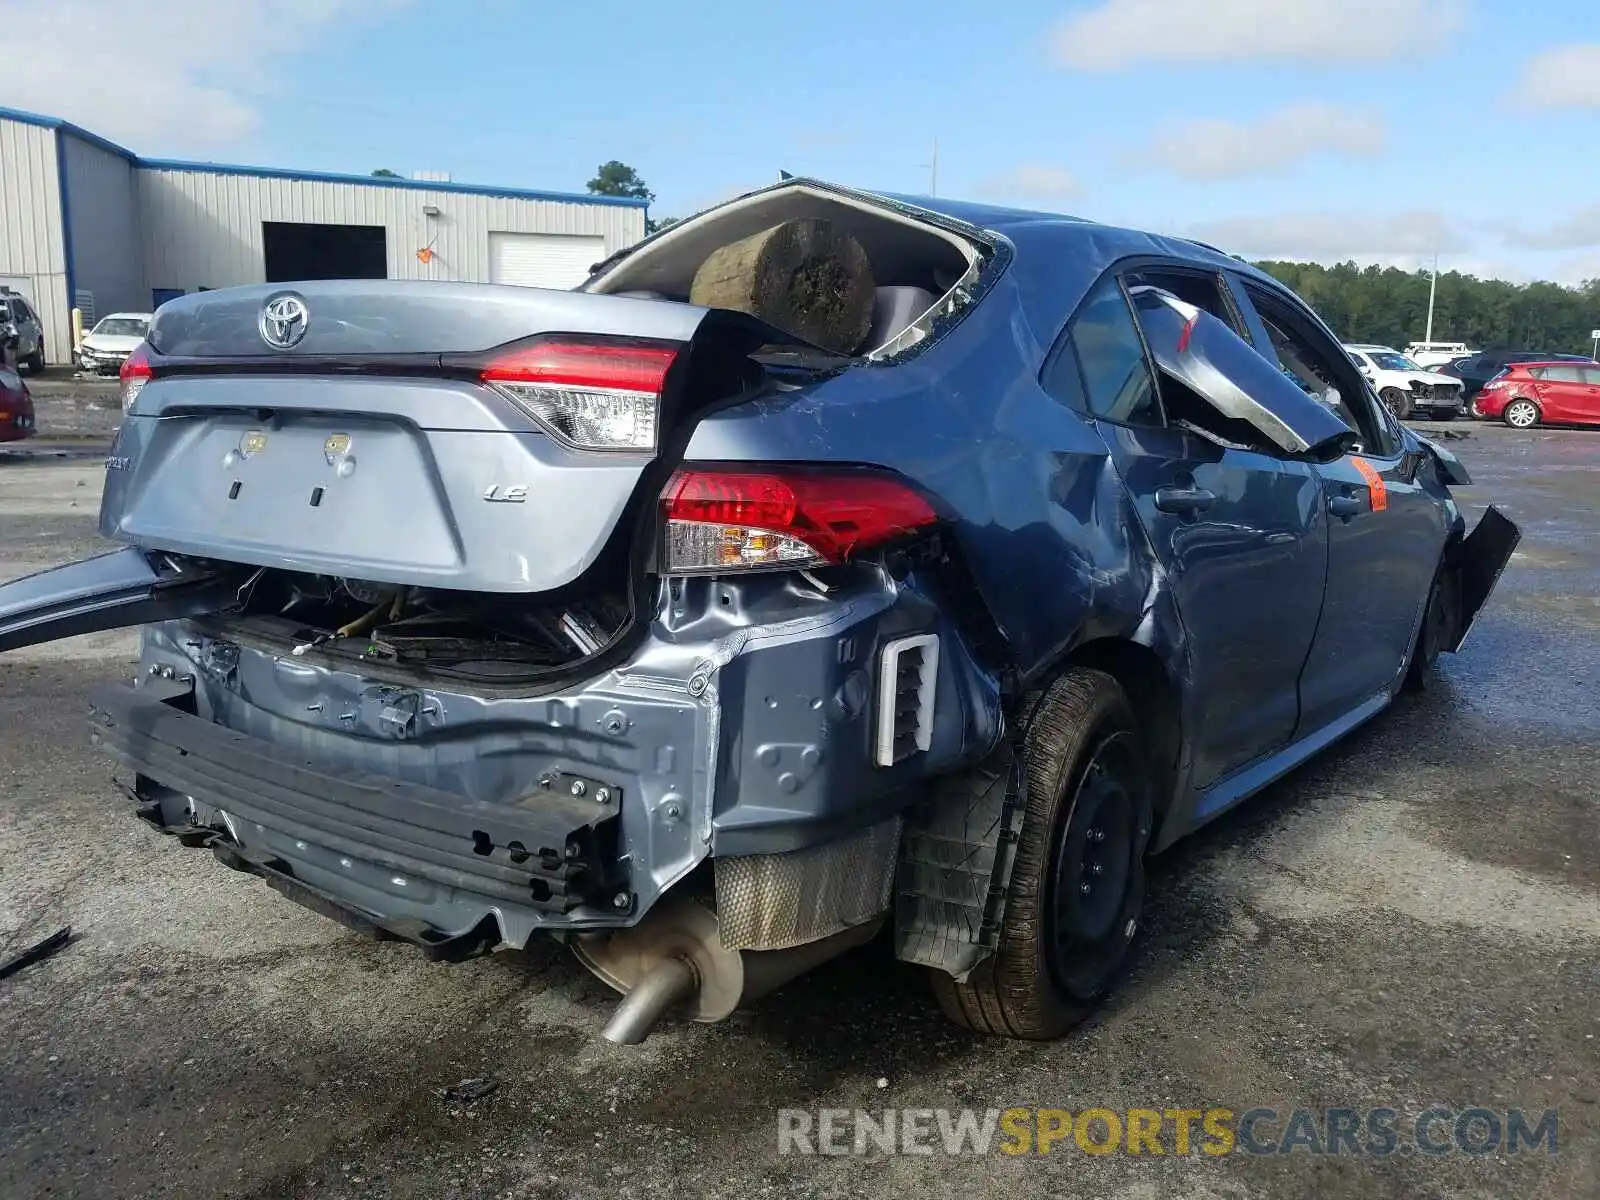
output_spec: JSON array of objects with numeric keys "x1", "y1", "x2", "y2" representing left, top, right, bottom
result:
[{"x1": 1351, "y1": 457, "x2": 1388, "y2": 511}]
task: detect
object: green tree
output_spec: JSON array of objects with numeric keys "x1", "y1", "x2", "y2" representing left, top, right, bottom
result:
[
  {"x1": 371, "y1": 168, "x2": 403, "y2": 178},
  {"x1": 586, "y1": 161, "x2": 654, "y2": 203},
  {"x1": 1251, "y1": 260, "x2": 1600, "y2": 355},
  {"x1": 646, "y1": 215, "x2": 679, "y2": 235}
]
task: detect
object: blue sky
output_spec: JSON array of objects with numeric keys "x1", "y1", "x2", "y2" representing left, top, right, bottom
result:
[{"x1": 8, "y1": 0, "x2": 1600, "y2": 282}]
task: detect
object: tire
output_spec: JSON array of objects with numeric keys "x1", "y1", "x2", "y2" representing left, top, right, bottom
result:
[
  {"x1": 1503, "y1": 398, "x2": 1540, "y2": 429},
  {"x1": 931, "y1": 667, "x2": 1152, "y2": 1039},
  {"x1": 1380, "y1": 387, "x2": 1413, "y2": 421},
  {"x1": 1403, "y1": 561, "x2": 1461, "y2": 692},
  {"x1": 24, "y1": 349, "x2": 44, "y2": 374}
]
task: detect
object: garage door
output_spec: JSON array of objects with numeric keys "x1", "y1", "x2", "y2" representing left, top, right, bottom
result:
[{"x1": 488, "y1": 232, "x2": 607, "y2": 290}]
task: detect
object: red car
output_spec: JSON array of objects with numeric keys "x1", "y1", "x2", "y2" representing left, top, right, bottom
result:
[
  {"x1": 1473, "y1": 361, "x2": 1600, "y2": 428},
  {"x1": 0, "y1": 368, "x2": 36, "y2": 442}
]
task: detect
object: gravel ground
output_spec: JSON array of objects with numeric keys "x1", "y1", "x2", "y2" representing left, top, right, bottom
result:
[
  {"x1": 12, "y1": 370, "x2": 124, "y2": 441},
  {"x1": 0, "y1": 421, "x2": 1595, "y2": 1199}
]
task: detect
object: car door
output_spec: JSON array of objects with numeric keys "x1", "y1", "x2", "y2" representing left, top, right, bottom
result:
[
  {"x1": 1042, "y1": 267, "x2": 1338, "y2": 789},
  {"x1": 1577, "y1": 368, "x2": 1600, "y2": 423},
  {"x1": 1532, "y1": 364, "x2": 1588, "y2": 422},
  {"x1": 9, "y1": 298, "x2": 39, "y2": 359},
  {"x1": 1237, "y1": 280, "x2": 1449, "y2": 733}
]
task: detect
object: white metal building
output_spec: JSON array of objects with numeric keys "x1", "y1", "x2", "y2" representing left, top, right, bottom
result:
[{"x1": 0, "y1": 107, "x2": 649, "y2": 365}]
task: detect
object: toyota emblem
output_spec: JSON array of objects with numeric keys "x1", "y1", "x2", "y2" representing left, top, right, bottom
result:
[{"x1": 259, "y1": 293, "x2": 310, "y2": 349}]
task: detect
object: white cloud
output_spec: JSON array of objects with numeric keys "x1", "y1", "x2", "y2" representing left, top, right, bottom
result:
[
  {"x1": 1049, "y1": 0, "x2": 1464, "y2": 69},
  {"x1": 1512, "y1": 44, "x2": 1600, "y2": 109},
  {"x1": 974, "y1": 165, "x2": 1085, "y2": 203},
  {"x1": 1189, "y1": 209, "x2": 1470, "y2": 261},
  {"x1": 0, "y1": 0, "x2": 405, "y2": 148},
  {"x1": 1494, "y1": 204, "x2": 1600, "y2": 251},
  {"x1": 1135, "y1": 102, "x2": 1384, "y2": 181}
]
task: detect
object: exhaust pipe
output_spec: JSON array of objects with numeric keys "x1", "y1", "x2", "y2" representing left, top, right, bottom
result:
[
  {"x1": 600, "y1": 957, "x2": 698, "y2": 1045},
  {"x1": 573, "y1": 894, "x2": 882, "y2": 1044}
]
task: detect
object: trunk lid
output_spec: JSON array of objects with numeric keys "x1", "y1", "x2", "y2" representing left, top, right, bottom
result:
[{"x1": 101, "y1": 281, "x2": 801, "y2": 594}]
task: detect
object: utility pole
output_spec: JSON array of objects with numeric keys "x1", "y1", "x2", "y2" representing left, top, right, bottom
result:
[{"x1": 1424, "y1": 247, "x2": 1439, "y2": 344}]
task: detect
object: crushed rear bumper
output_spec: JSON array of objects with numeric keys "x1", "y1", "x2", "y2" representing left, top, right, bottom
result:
[
  {"x1": 87, "y1": 569, "x2": 1003, "y2": 953},
  {"x1": 91, "y1": 678, "x2": 627, "y2": 954}
]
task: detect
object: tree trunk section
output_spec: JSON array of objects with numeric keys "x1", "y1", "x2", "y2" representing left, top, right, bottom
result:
[{"x1": 689, "y1": 218, "x2": 875, "y2": 355}]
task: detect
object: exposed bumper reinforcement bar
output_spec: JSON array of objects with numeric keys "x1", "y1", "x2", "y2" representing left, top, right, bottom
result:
[{"x1": 88, "y1": 680, "x2": 625, "y2": 921}]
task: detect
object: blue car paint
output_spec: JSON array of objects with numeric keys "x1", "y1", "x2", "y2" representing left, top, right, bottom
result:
[{"x1": 0, "y1": 178, "x2": 1515, "y2": 964}]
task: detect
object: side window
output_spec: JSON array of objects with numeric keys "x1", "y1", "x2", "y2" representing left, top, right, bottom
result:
[
  {"x1": 1242, "y1": 286, "x2": 1393, "y2": 455},
  {"x1": 1582, "y1": 368, "x2": 1600, "y2": 385},
  {"x1": 1545, "y1": 366, "x2": 1585, "y2": 384},
  {"x1": 1065, "y1": 276, "x2": 1161, "y2": 426}
]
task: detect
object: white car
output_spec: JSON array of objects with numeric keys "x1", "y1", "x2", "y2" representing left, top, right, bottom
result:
[
  {"x1": 77, "y1": 313, "x2": 153, "y2": 376},
  {"x1": 1404, "y1": 341, "x2": 1475, "y2": 369},
  {"x1": 1344, "y1": 344, "x2": 1465, "y2": 420}
]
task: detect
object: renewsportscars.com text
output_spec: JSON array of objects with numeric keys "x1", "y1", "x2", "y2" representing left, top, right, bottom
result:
[{"x1": 776, "y1": 1106, "x2": 1559, "y2": 1158}]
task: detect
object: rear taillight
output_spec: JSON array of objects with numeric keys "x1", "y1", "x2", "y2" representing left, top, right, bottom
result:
[
  {"x1": 661, "y1": 467, "x2": 939, "y2": 574},
  {"x1": 480, "y1": 338, "x2": 678, "y2": 452},
  {"x1": 119, "y1": 343, "x2": 153, "y2": 413}
]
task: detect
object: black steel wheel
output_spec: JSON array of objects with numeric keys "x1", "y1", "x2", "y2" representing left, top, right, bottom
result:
[
  {"x1": 1404, "y1": 560, "x2": 1462, "y2": 691},
  {"x1": 931, "y1": 667, "x2": 1152, "y2": 1039}
]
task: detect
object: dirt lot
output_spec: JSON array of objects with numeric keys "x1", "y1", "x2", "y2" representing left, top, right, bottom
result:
[{"x1": 0, "y1": 422, "x2": 1595, "y2": 1199}]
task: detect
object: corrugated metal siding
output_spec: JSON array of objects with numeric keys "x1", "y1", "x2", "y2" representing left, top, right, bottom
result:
[
  {"x1": 0, "y1": 118, "x2": 69, "y2": 363},
  {"x1": 138, "y1": 170, "x2": 645, "y2": 292},
  {"x1": 62, "y1": 133, "x2": 143, "y2": 321}
]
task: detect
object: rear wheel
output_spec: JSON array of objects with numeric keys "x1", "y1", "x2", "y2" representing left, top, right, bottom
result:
[
  {"x1": 1380, "y1": 387, "x2": 1413, "y2": 420},
  {"x1": 1503, "y1": 398, "x2": 1540, "y2": 428},
  {"x1": 930, "y1": 667, "x2": 1151, "y2": 1039},
  {"x1": 24, "y1": 349, "x2": 44, "y2": 374}
]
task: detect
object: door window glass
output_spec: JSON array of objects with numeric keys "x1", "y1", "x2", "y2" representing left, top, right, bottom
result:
[
  {"x1": 1542, "y1": 366, "x2": 1585, "y2": 384},
  {"x1": 1065, "y1": 277, "x2": 1161, "y2": 426}
]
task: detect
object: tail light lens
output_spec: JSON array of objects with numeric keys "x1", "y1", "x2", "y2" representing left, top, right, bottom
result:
[
  {"x1": 119, "y1": 343, "x2": 153, "y2": 413},
  {"x1": 661, "y1": 467, "x2": 939, "y2": 574},
  {"x1": 481, "y1": 338, "x2": 678, "y2": 452}
]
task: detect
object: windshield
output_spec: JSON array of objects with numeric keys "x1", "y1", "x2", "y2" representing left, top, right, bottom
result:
[
  {"x1": 1372, "y1": 352, "x2": 1422, "y2": 371},
  {"x1": 93, "y1": 318, "x2": 149, "y2": 338}
]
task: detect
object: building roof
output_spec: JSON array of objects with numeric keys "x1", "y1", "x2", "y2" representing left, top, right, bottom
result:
[{"x1": 0, "y1": 105, "x2": 648, "y2": 209}]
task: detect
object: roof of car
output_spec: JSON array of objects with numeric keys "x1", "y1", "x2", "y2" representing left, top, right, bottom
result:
[
  {"x1": 99, "y1": 313, "x2": 153, "y2": 321},
  {"x1": 1345, "y1": 343, "x2": 1399, "y2": 352}
]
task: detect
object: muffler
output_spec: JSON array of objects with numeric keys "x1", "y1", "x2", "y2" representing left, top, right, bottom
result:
[{"x1": 572, "y1": 894, "x2": 882, "y2": 1045}]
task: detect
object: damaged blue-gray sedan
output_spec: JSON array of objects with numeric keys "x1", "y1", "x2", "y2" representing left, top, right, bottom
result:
[{"x1": 0, "y1": 180, "x2": 1518, "y2": 1043}]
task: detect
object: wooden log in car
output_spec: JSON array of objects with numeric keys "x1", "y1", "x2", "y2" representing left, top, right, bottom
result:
[{"x1": 689, "y1": 218, "x2": 876, "y2": 355}]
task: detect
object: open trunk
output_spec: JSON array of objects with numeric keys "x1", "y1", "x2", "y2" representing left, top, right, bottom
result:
[{"x1": 0, "y1": 181, "x2": 991, "y2": 670}]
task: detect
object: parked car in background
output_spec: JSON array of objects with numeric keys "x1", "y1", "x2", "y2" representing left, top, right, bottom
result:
[
  {"x1": 1405, "y1": 340, "x2": 1475, "y2": 369},
  {"x1": 0, "y1": 180, "x2": 1520, "y2": 1044},
  {"x1": 0, "y1": 365, "x2": 36, "y2": 442},
  {"x1": 0, "y1": 289, "x2": 46, "y2": 374},
  {"x1": 1473, "y1": 361, "x2": 1600, "y2": 428},
  {"x1": 1436, "y1": 349, "x2": 1596, "y2": 401},
  {"x1": 1343, "y1": 343, "x2": 1464, "y2": 419},
  {"x1": 77, "y1": 313, "x2": 153, "y2": 375}
]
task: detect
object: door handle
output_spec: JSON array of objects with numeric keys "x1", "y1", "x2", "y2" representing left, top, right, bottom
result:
[
  {"x1": 1154, "y1": 486, "x2": 1217, "y2": 515},
  {"x1": 1328, "y1": 493, "x2": 1364, "y2": 520}
]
